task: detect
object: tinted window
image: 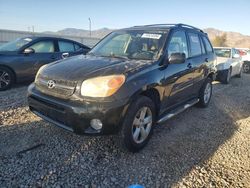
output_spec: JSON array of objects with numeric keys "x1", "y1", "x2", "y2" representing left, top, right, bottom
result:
[
  {"x1": 74, "y1": 43, "x2": 81, "y2": 50},
  {"x1": 188, "y1": 33, "x2": 202, "y2": 57},
  {"x1": 202, "y1": 36, "x2": 213, "y2": 53},
  {"x1": 168, "y1": 30, "x2": 188, "y2": 58},
  {"x1": 200, "y1": 36, "x2": 206, "y2": 54},
  {"x1": 30, "y1": 41, "x2": 54, "y2": 53},
  {"x1": 58, "y1": 41, "x2": 75, "y2": 52}
]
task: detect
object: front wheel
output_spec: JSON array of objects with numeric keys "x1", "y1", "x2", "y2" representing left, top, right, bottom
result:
[
  {"x1": 119, "y1": 96, "x2": 156, "y2": 152},
  {"x1": 197, "y1": 78, "x2": 212, "y2": 108}
]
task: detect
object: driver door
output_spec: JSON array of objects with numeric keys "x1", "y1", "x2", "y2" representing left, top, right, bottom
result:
[{"x1": 22, "y1": 39, "x2": 57, "y2": 79}]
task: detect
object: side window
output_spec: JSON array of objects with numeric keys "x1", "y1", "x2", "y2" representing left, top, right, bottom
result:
[
  {"x1": 29, "y1": 40, "x2": 54, "y2": 53},
  {"x1": 202, "y1": 36, "x2": 213, "y2": 53},
  {"x1": 58, "y1": 41, "x2": 75, "y2": 52},
  {"x1": 74, "y1": 43, "x2": 81, "y2": 50},
  {"x1": 200, "y1": 36, "x2": 206, "y2": 54},
  {"x1": 188, "y1": 33, "x2": 202, "y2": 57},
  {"x1": 167, "y1": 30, "x2": 188, "y2": 58}
]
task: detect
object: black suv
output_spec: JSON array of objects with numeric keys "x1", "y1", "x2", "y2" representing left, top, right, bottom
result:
[{"x1": 28, "y1": 24, "x2": 216, "y2": 152}]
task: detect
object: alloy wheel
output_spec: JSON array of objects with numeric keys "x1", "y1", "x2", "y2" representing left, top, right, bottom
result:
[
  {"x1": 0, "y1": 70, "x2": 10, "y2": 89},
  {"x1": 131, "y1": 106, "x2": 153, "y2": 144},
  {"x1": 204, "y1": 82, "x2": 212, "y2": 104}
]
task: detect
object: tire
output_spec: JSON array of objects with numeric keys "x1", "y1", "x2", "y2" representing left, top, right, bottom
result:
[
  {"x1": 0, "y1": 67, "x2": 15, "y2": 91},
  {"x1": 236, "y1": 67, "x2": 242, "y2": 78},
  {"x1": 118, "y1": 96, "x2": 156, "y2": 152},
  {"x1": 197, "y1": 78, "x2": 212, "y2": 108},
  {"x1": 243, "y1": 62, "x2": 250, "y2": 73},
  {"x1": 221, "y1": 68, "x2": 231, "y2": 84}
]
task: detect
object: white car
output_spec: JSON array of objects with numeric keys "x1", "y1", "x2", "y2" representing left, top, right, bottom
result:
[
  {"x1": 214, "y1": 47, "x2": 242, "y2": 84},
  {"x1": 239, "y1": 49, "x2": 250, "y2": 73}
]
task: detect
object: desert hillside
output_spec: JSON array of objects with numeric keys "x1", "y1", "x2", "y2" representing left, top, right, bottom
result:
[{"x1": 45, "y1": 27, "x2": 250, "y2": 48}]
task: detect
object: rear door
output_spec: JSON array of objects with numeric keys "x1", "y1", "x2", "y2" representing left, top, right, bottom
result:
[
  {"x1": 57, "y1": 40, "x2": 84, "y2": 59},
  {"x1": 163, "y1": 30, "x2": 195, "y2": 109},
  {"x1": 187, "y1": 32, "x2": 209, "y2": 94}
]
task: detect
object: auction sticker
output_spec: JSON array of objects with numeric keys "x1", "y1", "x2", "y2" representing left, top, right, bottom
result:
[{"x1": 141, "y1": 33, "x2": 162, "y2": 39}]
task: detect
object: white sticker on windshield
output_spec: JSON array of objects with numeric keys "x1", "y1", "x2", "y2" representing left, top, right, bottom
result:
[
  {"x1": 141, "y1": 33, "x2": 162, "y2": 39},
  {"x1": 24, "y1": 38, "x2": 32, "y2": 42}
]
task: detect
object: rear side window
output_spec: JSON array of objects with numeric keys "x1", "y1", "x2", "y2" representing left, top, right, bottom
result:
[
  {"x1": 58, "y1": 41, "x2": 75, "y2": 52},
  {"x1": 202, "y1": 36, "x2": 213, "y2": 53},
  {"x1": 200, "y1": 36, "x2": 206, "y2": 54},
  {"x1": 30, "y1": 40, "x2": 54, "y2": 53},
  {"x1": 188, "y1": 33, "x2": 202, "y2": 57},
  {"x1": 74, "y1": 43, "x2": 81, "y2": 50},
  {"x1": 167, "y1": 30, "x2": 188, "y2": 58}
]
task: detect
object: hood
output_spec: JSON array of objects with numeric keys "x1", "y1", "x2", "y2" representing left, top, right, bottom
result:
[
  {"x1": 40, "y1": 55, "x2": 153, "y2": 81},
  {"x1": 216, "y1": 57, "x2": 230, "y2": 65}
]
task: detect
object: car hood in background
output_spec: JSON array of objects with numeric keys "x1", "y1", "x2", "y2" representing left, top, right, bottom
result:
[{"x1": 40, "y1": 55, "x2": 153, "y2": 81}]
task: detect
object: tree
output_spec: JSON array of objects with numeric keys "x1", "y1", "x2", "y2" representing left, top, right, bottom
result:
[{"x1": 212, "y1": 34, "x2": 227, "y2": 47}]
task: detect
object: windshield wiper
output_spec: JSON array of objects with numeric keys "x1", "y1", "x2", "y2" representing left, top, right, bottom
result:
[{"x1": 109, "y1": 54, "x2": 130, "y2": 60}]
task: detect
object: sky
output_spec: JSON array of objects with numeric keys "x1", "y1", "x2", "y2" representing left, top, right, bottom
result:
[{"x1": 0, "y1": 0, "x2": 250, "y2": 35}]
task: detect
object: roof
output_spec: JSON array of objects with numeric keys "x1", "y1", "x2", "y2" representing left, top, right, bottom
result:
[{"x1": 125, "y1": 23, "x2": 205, "y2": 33}]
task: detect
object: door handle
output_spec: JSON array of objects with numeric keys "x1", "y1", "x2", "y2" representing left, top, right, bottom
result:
[
  {"x1": 51, "y1": 55, "x2": 56, "y2": 60},
  {"x1": 187, "y1": 63, "x2": 192, "y2": 69}
]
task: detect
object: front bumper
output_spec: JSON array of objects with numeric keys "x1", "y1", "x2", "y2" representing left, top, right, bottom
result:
[{"x1": 27, "y1": 83, "x2": 129, "y2": 135}]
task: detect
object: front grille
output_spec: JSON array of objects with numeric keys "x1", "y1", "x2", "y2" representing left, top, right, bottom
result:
[{"x1": 35, "y1": 76, "x2": 77, "y2": 99}]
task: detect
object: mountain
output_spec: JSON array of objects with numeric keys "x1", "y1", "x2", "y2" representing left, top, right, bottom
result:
[
  {"x1": 204, "y1": 28, "x2": 250, "y2": 48},
  {"x1": 44, "y1": 28, "x2": 113, "y2": 39},
  {"x1": 44, "y1": 27, "x2": 250, "y2": 48}
]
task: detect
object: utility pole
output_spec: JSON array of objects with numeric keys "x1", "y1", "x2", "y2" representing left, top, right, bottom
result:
[{"x1": 88, "y1": 17, "x2": 91, "y2": 38}]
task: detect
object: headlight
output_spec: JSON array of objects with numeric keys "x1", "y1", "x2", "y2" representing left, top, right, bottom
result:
[
  {"x1": 35, "y1": 64, "x2": 48, "y2": 83},
  {"x1": 81, "y1": 75, "x2": 125, "y2": 97}
]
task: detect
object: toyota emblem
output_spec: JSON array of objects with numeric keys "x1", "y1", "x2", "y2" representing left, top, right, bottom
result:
[{"x1": 47, "y1": 80, "x2": 55, "y2": 89}]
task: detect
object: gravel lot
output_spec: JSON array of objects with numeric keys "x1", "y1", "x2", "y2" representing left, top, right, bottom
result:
[{"x1": 0, "y1": 74, "x2": 250, "y2": 188}]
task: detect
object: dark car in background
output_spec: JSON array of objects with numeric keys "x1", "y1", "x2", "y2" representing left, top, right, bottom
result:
[
  {"x1": 28, "y1": 24, "x2": 216, "y2": 152},
  {"x1": 0, "y1": 36, "x2": 90, "y2": 90}
]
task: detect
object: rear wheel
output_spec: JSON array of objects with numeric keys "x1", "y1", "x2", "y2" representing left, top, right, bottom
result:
[
  {"x1": 0, "y1": 67, "x2": 14, "y2": 91},
  {"x1": 197, "y1": 78, "x2": 212, "y2": 108},
  {"x1": 119, "y1": 96, "x2": 156, "y2": 152},
  {"x1": 243, "y1": 62, "x2": 250, "y2": 73}
]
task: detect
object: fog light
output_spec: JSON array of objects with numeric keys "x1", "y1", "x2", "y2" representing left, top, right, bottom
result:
[{"x1": 90, "y1": 119, "x2": 103, "y2": 130}]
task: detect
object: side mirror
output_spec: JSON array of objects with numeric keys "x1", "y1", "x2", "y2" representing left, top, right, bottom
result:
[
  {"x1": 62, "y1": 52, "x2": 69, "y2": 59},
  {"x1": 169, "y1": 52, "x2": 186, "y2": 64},
  {"x1": 23, "y1": 48, "x2": 35, "y2": 54},
  {"x1": 233, "y1": 54, "x2": 240, "y2": 58}
]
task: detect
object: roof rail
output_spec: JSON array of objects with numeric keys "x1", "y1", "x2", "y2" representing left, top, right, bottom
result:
[
  {"x1": 176, "y1": 23, "x2": 204, "y2": 33},
  {"x1": 133, "y1": 23, "x2": 204, "y2": 33}
]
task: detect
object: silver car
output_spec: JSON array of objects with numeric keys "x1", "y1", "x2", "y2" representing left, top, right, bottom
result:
[{"x1": 214, "y1": 47, "x2": 242, "y2": 84}]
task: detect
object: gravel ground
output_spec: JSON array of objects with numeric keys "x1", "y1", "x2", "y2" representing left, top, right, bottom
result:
[{"x1": 0, "y1": 75, "x2": 250, "y2": 188}]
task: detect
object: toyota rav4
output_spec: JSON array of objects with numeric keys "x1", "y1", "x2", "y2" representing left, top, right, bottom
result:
[{"x1": 28, "y1": 24, "x2": 216, "y2": 152}]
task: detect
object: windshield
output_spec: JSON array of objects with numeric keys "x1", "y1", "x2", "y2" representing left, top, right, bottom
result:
[
  {"x1": 214, "y1": 48, "x2": 231, "y2": 58},
  {"x1": 0, "y1": 38, "x2": 32, "y2": 51},
  {"x1": 89, "y1": 30, "x2": 168, "y2": 60}
]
